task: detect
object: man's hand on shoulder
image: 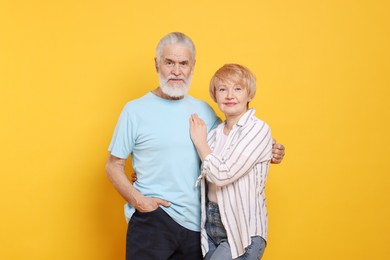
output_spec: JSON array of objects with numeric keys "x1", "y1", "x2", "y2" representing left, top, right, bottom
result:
[{"x1": 271, "y1": 139, "x2": 285, "y2": 164}]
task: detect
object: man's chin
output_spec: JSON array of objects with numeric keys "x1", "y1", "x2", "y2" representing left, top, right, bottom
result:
[
  {"x1": 159, "y1": 76, "x2": 192, "y2": 98},
  {"x1": 161, "y1": 85, "x2": 188, "y2": 98},
  {"x1": 166, "y1": 81, "x2": 185, "y2": 88},
  {"x1": 164, "y1": 90, "x2": 187, "y2": 98}
]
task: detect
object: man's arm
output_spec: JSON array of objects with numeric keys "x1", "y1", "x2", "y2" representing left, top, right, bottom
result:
[
  {"x1": 105, "y1": 154, "x2": 170, "y2": 212},
  {"x1": 271, "y1": 139, "x2": 285, "y2": 164}
]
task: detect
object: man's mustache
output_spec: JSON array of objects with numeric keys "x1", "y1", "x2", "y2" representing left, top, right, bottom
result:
[{"x1": 166, "y1": 75, "x2": 186, "y2": 82}]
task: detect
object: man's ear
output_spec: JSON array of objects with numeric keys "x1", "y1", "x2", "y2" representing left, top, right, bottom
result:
[
  {"x1": 154, "y1": 58, "x2": 159, "y2": 73},
  {"x1": 190, "y1": 59, "x2": 196, "y2": 74}
]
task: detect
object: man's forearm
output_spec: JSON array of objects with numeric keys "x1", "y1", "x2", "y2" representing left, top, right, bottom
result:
[{"x1": 105, "y1": 156, "x2": 142, "y2": 208}]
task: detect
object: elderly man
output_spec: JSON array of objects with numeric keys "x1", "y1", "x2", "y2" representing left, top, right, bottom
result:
[{"x1": 105, "y1": 32, "x2": 285, "y2": 260}]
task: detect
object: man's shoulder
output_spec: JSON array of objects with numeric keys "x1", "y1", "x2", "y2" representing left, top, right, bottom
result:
[
  {"x1": 123, "y1": 92, "x2": 153, "y2": 109},
  {"x1": 185, "y1": 95, "x2": 213, "y2": 110},
  {"x1": 185, "y1": 94, "x2": 207, "y2": 103}
]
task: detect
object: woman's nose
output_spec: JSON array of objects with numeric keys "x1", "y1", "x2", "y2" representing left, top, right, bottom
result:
[{"x1": 226, "y1": 89, "x2": 233, "y2": 98}]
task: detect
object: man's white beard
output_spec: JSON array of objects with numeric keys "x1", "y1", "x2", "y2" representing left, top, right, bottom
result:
[{"x1": 159, "y1": 73, "x2": 192, "y2": 98}]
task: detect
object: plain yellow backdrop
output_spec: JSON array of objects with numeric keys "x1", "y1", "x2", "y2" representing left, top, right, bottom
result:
[{"x1": 1, "y1": 0, "x2": 389, "y2": 259}]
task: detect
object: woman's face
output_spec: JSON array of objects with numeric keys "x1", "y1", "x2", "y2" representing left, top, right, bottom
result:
[{"x1": 215, "y1": 81, "x2": 251, "y2": 119}]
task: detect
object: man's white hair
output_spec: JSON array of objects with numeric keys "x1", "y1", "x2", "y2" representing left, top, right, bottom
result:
[{"x1": 155, "y1": 32, "x2": 196, "y2": 64}]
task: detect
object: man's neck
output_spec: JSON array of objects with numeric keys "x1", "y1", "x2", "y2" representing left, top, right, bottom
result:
[{"x1": 152, "y1": 87, "x2": 184, "y2": 100}]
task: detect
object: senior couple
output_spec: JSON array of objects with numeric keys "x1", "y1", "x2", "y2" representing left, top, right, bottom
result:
[{"x1": 106, "y1": 32, "x2": 285, "y2": 260}]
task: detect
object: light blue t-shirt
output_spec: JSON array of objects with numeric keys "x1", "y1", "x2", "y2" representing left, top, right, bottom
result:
[{"x1": 108, "y1": 92, "x2": 220, "y2": 232}]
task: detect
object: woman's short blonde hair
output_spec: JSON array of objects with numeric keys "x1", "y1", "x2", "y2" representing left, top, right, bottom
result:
[{"x1": 209, "y1": 64, "x2": 256, "y2": 102}]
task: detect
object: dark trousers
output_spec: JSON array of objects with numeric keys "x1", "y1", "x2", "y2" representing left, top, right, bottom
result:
[{"x1": 126, "y1": 207, "x2": 202, "y2": 260}]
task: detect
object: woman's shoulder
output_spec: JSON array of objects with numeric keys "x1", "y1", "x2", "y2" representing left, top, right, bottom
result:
[{"x1": 245, "y1": 114, "x2": 271, "y2": 135}]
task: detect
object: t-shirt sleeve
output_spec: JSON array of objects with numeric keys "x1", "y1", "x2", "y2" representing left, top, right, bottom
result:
[{"x1": 108, "y1": 105, "x2": 135, "y2": 159}]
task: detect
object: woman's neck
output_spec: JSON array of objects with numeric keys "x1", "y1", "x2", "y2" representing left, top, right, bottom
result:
[
  {"x1": 223, "y1": 109, "x2": 249, "y2": 134},
  {"x1": 223, "y1": 118, "x2": 238, "y2": 135}
]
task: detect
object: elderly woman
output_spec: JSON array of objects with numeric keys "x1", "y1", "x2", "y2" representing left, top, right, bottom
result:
[{"x1": 190, "y1": 64, "x2": 273, "y2": 260}]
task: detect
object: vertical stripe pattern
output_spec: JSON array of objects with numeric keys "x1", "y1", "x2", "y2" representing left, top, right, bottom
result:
[{"x1": 198, "y1": 109, "x2": 272, "y2": 258}]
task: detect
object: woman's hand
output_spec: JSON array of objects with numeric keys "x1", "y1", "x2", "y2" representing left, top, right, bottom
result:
[
  {"x1": 189, "y1": 114, "x2": 208, "y2": 147},
  {"x1": 189, "y1": 114, "x2": 212, "y2": 160}
]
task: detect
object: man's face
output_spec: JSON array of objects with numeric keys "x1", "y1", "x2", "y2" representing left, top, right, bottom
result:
[{"x1": 156, "y1": 43, "x2": 194, "y2": 97}]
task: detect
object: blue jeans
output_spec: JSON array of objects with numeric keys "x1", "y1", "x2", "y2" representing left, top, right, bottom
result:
[{"x1": 204, "y1": 201, "x2": 266, "y2": 260}]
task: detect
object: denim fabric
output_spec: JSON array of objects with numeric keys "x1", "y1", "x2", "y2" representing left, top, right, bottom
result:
[
  {"x1": 206, "y1": 201, "x2": 228, "y2": 245},
  {"x1": 204, "y1": 201, "x2": 266, "y2": 260}
]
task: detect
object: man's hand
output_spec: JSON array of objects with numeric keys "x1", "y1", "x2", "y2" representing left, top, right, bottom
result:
[
  {"x1": 105, "y1": 155, "x2": 170, "y2": 212},
  {"x1": 133, "y1": 193, "x2": 171, "y2": 213},
  {"x1": 271, "y1": 139, "x2": 285, "y2": 164},
  {"x1": 129, "y1": 173, "x2": 170, "y2": 212},
  {"x1": 131, "y1": 172, "x2": 137, "y2": 183}
]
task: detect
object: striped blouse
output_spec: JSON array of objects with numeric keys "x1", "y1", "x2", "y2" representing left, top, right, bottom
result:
[{"x1": 197, "y1": 108, "x2": 273, "y2": 258}]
